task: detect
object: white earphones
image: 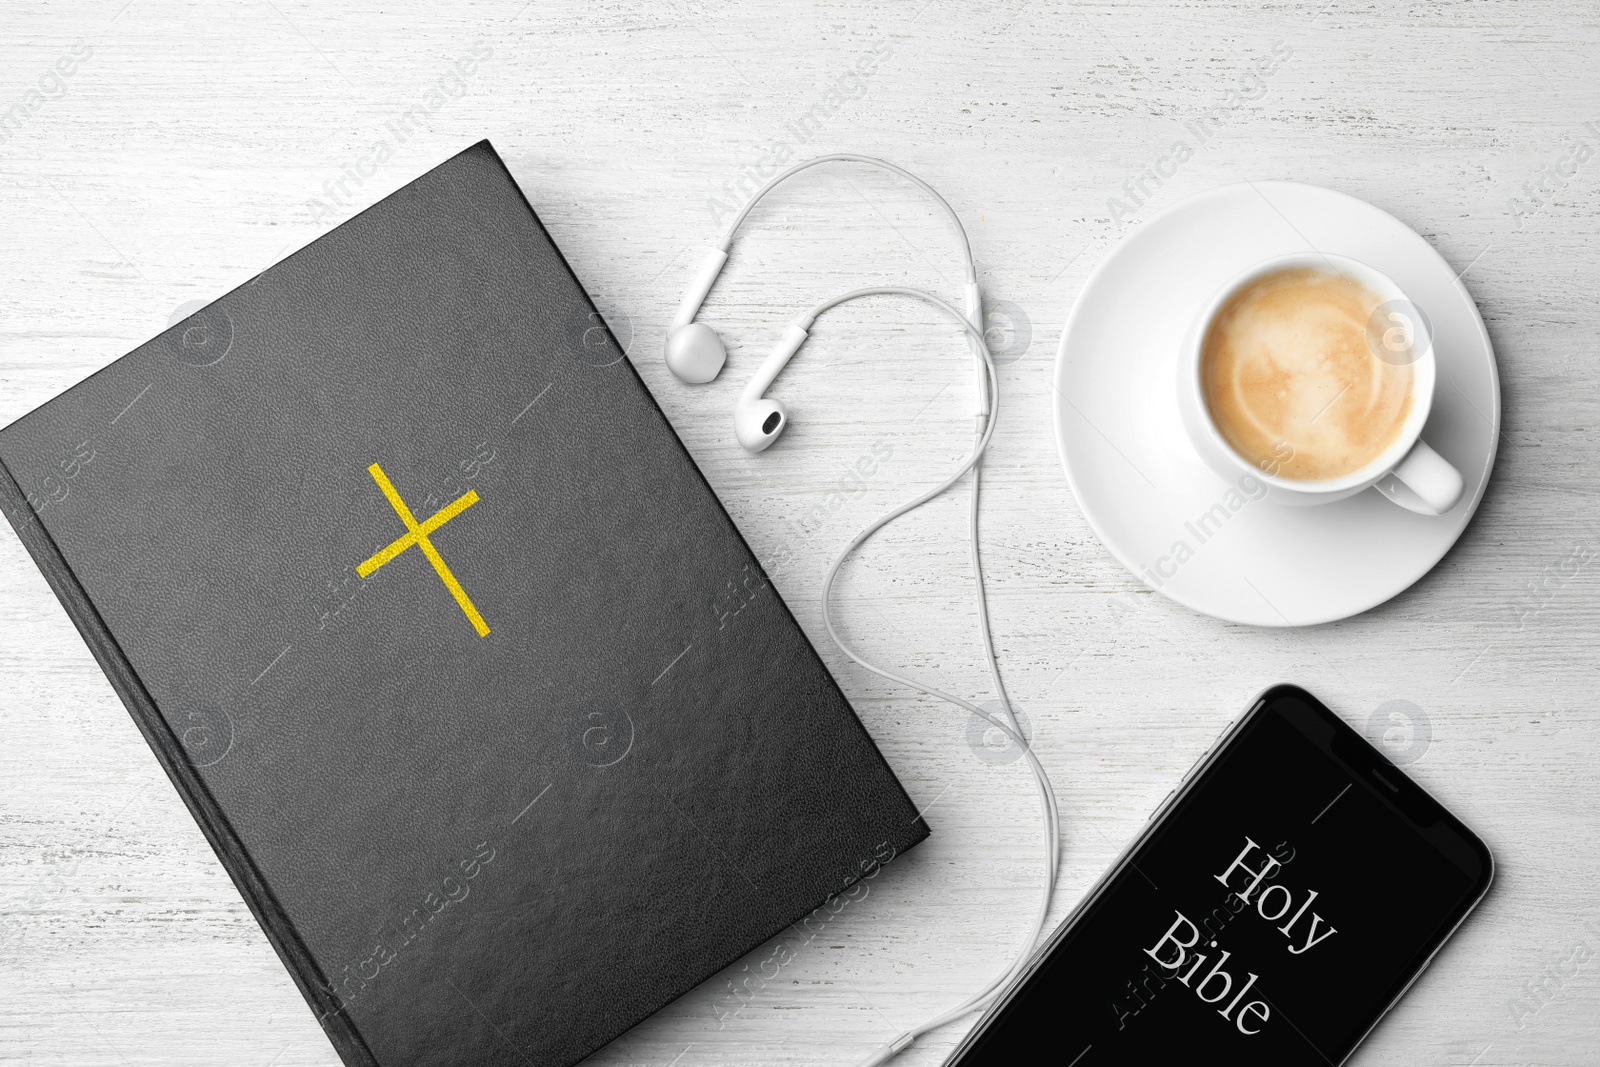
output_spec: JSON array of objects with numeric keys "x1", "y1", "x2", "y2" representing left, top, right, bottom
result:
[
  {"x1": 664, "y1": 154, "x2": 989, "y2": 450},
  {"x1": 733, "y1": 318, "x2": 806, "y2": 451},
  {"x1": 668, "y1": 158, "x2": 1060, "y2": 1067},
  {"x1": 662, "y1": 247, "x2": 731, "y2": 384}
]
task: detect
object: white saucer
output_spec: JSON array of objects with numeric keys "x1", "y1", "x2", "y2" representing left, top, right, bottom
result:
[{"x1": 1053, "y1": 181, "x2": 1500, "y2": 627}]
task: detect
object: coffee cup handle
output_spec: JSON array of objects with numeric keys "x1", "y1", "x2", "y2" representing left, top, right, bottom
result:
[{"x1": 1381, "y1": 438, "x2": 1463, "y2": 516}]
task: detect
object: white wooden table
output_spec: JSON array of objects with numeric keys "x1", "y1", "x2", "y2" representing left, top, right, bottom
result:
[{"x1": 2, "y1": 1, "x2": 1597, "y2": 1064}]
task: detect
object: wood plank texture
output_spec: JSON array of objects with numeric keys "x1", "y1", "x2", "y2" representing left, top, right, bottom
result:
[{"x1": 1, "y1": 2, "x2": 1597, "y2": 1064}]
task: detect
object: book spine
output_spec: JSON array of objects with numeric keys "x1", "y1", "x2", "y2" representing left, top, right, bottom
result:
[{"x1": 0, "y1": 456, "x2": 379, "y2": 1067}]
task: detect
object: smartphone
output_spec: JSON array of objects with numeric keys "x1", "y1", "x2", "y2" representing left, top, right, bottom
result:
[{"x1": 946, "y1": 684, "x2": 1492, "y2": 1066}]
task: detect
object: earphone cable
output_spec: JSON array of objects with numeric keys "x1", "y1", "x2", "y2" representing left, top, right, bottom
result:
[
  {"x1": 795, "y1": 287, "x2": 1060, "y2": 1067},
  {"x1": 970, "y1": 420, "x2": 1020, "y2": 749},
  {"x1": 719, "y1": 155, "x2": 978, "y2": 286}
]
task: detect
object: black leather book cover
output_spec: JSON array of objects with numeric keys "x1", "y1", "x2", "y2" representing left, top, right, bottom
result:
[{"x1": 0, "y1": 141, "x2": 928, "y2": 1066}]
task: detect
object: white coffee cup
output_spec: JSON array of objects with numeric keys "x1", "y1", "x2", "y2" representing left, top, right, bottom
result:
[{"x1": 1176, "y1": 252, "x2": 1463, "y2": 514}]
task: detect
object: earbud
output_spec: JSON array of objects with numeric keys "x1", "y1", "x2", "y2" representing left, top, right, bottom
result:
[
  {"x1": 734, "y1": 320, "x2": 810, "y2": 452},
  {"x1": 664, "y1": 322, "x2": 726, "y2": 384},
  {"x1": 735, "y1": 396, "x2": 788, "y2": 452},
  {"x1": 665, "y1": 248, "x2": 730, "y2": 383}
]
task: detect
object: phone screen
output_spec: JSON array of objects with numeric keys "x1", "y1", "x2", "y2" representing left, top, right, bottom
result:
[{"x1": 949, "y1": 685, "x2": 1492, "y2": 1066}]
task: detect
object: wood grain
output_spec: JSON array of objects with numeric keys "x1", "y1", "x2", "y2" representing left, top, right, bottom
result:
[{"x1": 2, "y1": 1, "x2": 1598, "y2": 1064}]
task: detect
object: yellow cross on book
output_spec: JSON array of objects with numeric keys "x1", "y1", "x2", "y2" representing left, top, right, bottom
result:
[{"x1": 355, "y1": 462, "x2": 490, "y2": 637}]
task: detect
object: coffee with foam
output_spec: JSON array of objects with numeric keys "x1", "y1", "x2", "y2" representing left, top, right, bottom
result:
[{"x1": 1201, "y1": 266, "x2": 1414, "y2": 482}]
